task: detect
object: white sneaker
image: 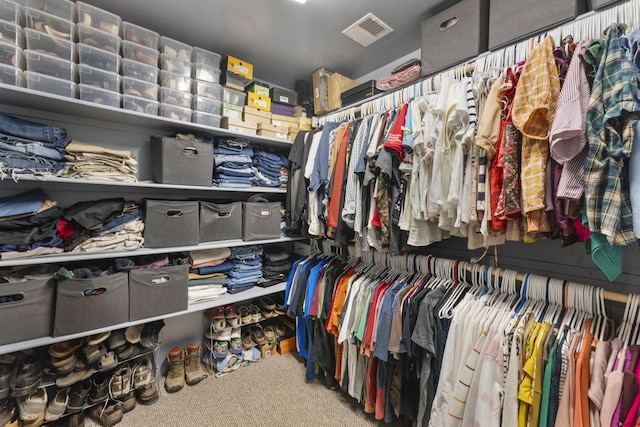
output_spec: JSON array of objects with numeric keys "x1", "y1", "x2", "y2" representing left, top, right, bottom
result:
[
  {"x1": 18, "y1": 387, "x2": 47, "y2": 421},
  {"x1": 44, "y1": 388, "x2": 68, "y2": 421}
]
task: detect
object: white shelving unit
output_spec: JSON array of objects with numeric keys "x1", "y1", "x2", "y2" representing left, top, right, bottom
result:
[{"x1": 0, "y1": 83, "x2": 297, "y2": 355}]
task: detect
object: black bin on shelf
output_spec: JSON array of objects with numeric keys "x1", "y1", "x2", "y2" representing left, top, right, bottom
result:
[
  {"x1": 242, "y1": 195, "x2": 281, "y2": 241},
  {"x1": 128, "y1": 264, "x2": 188, "y2": 321},
  {"x1": 199, "y1": 201, "x2": 243, "y2": 242},
  {"x1": 143, "y1": 200, "x2": 199, "y2": 248},
  {"x1": 54, "y1": 273, "x2": 129, "y2": 337},
  {"x1": 150, "y1": 136, "x2": 214, "y2": 187},
  {"x1": 0, "y1": 278, "x2": 56, "y2": 345}
]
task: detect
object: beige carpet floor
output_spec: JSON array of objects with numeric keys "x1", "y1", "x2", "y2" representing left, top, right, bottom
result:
[{"x1": 84, "y1": 352, "x2": 405, "y2": 427}]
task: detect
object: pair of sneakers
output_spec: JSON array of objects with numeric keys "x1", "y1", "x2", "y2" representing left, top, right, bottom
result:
[
  {"x1": 205, "y1": 326, "x2": 242, "y2": 359},
  {"x1": 207, "y1": 305, "x2": 241, "y2": 333}
]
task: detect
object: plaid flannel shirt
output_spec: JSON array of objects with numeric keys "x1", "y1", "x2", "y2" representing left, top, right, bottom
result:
[{"x1": 585, "y1": 23, "x2": 640, "y2": 245}]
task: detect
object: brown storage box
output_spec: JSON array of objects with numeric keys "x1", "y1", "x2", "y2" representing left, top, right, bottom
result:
[
  {"x1": 257, "y1": 128, "x2": 289, "y2": 140},
  {"x1": 221, "y1": 116, "x2": 258, "y2": 135},
  {"x1": 243, "y1": 106, "x2": 271, "y2": 125},
  {"x1": 271, "y1": 114, "x2": 299, "y2": 128},
  {"x1": 328, "y1": 73, "x2": 358, "y2": 112},
  {"x1": 277, "y1": 336, "x2": 296, "y2": 355}
]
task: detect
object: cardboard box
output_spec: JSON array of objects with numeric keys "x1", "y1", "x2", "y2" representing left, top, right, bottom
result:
[
  {"x1": 277, "y1": 336, "x2": 297, "y2": 355},
  {"x1": 221, "y1": 116, "x2": 258, "y2": 135},
  {"x1": 271, "y1": 113, "x2": 298, "y2": 128},
  {"x1": 222, "y1": 55, "x2": 253, "y2": 88},
  {"x1": 243, "y1": 105, "x2": 271, "y2": 125},
  {"x1": 270, "y1": 87, "x2": 297, "y2": 106},
  {"x1": 257, "y1": 127, "x2": 289, "y2": 141},
  {"x1": 246, "y1": 81, "x2": 269, "y2": 96},
  {"x1": 261, "y1": 340, "x2": 277, "y2": 359},
  {"x1": 299, "y1": 117, "x2": 312, "y2": 131},
  {"x1": 328, "y1": 72, "x2": 358, "y2": 112},
  {"x1": 222, "y1": 103, "x2": 243, "y2": 120},
  {"x1": 288, "y1": 130, "x2": 298, "y2": 142},
  {"x1": 221, "y1": 70, "x2": 245, "y2": 91},
  {"x1": 247, "y1": 92, "x2": 271, "y2": 112}
]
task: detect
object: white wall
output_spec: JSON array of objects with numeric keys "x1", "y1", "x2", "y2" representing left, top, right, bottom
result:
[{"x1": 355, "y1": 48, "x2": 421, "y2": 83}]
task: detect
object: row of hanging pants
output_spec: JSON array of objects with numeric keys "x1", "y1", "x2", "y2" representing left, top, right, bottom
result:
[{"x1": 284, "y1": 252, "x2": 640, "y2": 427}]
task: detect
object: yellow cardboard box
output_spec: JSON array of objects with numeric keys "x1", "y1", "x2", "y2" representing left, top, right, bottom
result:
[{"x1": 247, "y1": 92, "x2": 271, "y2": 112}]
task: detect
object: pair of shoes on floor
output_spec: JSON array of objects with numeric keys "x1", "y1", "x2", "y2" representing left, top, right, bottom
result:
[
  {"x1": 164, "y1": 344, "x2": 208, "y2": 393},
  {"x1": 237, "y1": 304, "x2": 262, "y2": 325},
  {"x1": 205, "y1": 326, "x2": 242, "y2": 359},
  {"x1": 250, "y1": 324, "x2": 276, "y2": 346},
  {"x1": 207, "y1": 305, "x2": 241, "y2": 331}
]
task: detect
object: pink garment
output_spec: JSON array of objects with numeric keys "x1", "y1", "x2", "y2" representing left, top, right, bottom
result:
[
  {"x1": 556, "y1": 331, "x2": 582, "y2": 427},
  {"x1": 622, "y1": 349, "x2": 640, "y2": 426},
  {"x1": 601, "y1": 348, "x2": 629, "y2": 427},
  {"x1": 135, "y1": 255, "x2": 169, "y2": 269},
  {"x1": 589, "y1": 340, "x2": 612, "y2": 427}
]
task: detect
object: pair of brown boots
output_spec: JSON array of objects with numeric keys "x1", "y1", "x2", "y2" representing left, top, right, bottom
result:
[{"x1": 164, "y1": 344, "x2": 208, "y2": 393}]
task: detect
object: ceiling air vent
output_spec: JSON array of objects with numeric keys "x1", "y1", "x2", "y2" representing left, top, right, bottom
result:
[{"x1": 342, "y1": 13, "x2": 393, "y2": 47}]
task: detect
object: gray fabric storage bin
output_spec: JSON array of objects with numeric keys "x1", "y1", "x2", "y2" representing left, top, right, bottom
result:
[
  {"x1": 489, "y1": 0, "x2": 586, "y2": 49},
  {"x1": 128, "y1": 264, "x2": 188, "y2": 321},
  {"x1": 590, "y1": 0, "x2": 622, "y2": 9},
  {"x1": 150, "y1": 136, "x2": 214, "y2": 186},
  {"x1": 421, "y1": 0, "x2": 488, "y2": 75},
  {"x1": 144, "y1": 200, "x2": 199, "y2": 248},
  {"x1": 199, "y1": 201, "x2": 243, "y2": 242},
  {"x1": 54, "y1": 273, "x2": 128, "y2": 337},
  {"x1": 0, "y1": 278, "x2": 55, "y2": 345},
  {"x1": 242, "y1": 195, "x2": 281, "y2": 241}
]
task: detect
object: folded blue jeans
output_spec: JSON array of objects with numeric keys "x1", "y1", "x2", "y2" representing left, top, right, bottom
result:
[
  {"x1": 0, "y1": 113, "x2": 67, "y2": 146},
  {"x1": 0, "y1": 135, "x2": 66, "y2": 160},
  {"x1": 213, "y1": 181, "x2": 252, "y2": 188},
  {"x1": 214, "y1": 154, "x2": 253, "y2": 165},
  {"x1": 216, "y1": 166, "x2": 254, "y2": 177},
  {"x1": 0, "y1": 188, "x2": 45, "y2": 218},
  {"x1": 0, "y1": 149, "x2": 65, "y2": 174},
  {"x1": 214, "y1": 175, "x2": 253, "y2": 184}
]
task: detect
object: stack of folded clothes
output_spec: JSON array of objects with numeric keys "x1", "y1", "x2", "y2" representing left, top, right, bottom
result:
[
  {"x1": 226, "y1": 245, "x2": 263, "y2": 294},
  {"x1": 279, "y1": 164, "x2": 289, "y2": 189},
  {"x1": 252, "y1": 150, "x2": 287, "y2": 188},
  {"x1": 188, "y1": 248, "x2": 233, "y2": 303},
  {"x1": 213, "y1": 138, "x2": 254, "y2": 188},
  {"x1": 61, "y1": 198, "x2": 144, "y2": 253},
  {"x1": 61, "y1": 140, "x2": 138, "y2": 182},
  {"x1": 0, "y1": 264, "x2": 58, "y2": 282},
  {"x1": 259, "y1": 245, "x2": 292, "y2": 287},
  {"x1": 0, "y1": 189, "x2": 64, "y2": 259},
  {"x1": 0, "y1": 113, "x2": 68, "y2": 179}
]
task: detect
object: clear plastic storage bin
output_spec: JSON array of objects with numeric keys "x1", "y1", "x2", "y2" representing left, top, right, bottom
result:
[
  {"x1": 120, "y1": 58, "x2": 157, "y2": 83},
  {"x1": 159, "y1": 70, "x2": 191, "y2": 92},
  {"x1": 191, "y1": 47, "x2": 221, "y2": 68},
  {"x1": 76, "y1": 23, "x2": 120, "y2": 55},
  {"x1": 192, "y1": 96, "x2": 221, "y2": 115},
  {"x1": 159, "y1": 87, "x2": 192, "y2": 109},
  {"x1": 159, "y1": 104, "x2": 191, "y2": 122},
  {"x1": 122, "y1": 76, "x2": 158, "y2": 100},
  {"x1": 0, "y1": 63, "x2": 23, "y2": 86},
  {"x1": 192, "y1": 111, "x2": 221, "y2": 128},
  {"x1": 223, "y1": 87, "x2": 246, "y2": 107},
  {"x1": 25, "y1": 49, "x2": 75, "y2": 80},
  {"x1": 25, "y1": 70, "x2": 77, "y2": 97},
  {"x1": 24, "y1": 28, "x2": 74, "y2": 61},
  {"x1": 120, "y1": 21, "x2": 159, "y2": 49},
  {"x1": 159, "y1": 53, "x2": 190, "y2": 77},
  {"x1": 191, "y1": 80, "x2": 221, "y2": 100},
  {"x1": 0, "y1": 41, "x2": 20, "y2": 67},
  {"x1": 0, "y1": 0, "x2": 22, "y2": 25},
  {"x1": 79, "y1": 84, "x2": 120, "y2": 107},
  {"x1": 77, "y1": 63, "x2": 119, "y2": 92},
  {"x1": 75, "y1": 1, "x2": 120, "y2": 36},
  {"x1": 192, "y1": 63, "x2": 220, "y2": 84},
  {"x1": 24, "y1": 8, "x2": 74, "y2": 41},
  {"x1": 77, "y1": 43, "x2": 120, "y2": 73},
  {"x1": 25, "y1": 0, "x2": 73, "y2": 21},
  {"x1": 159, "y1": 36, "x2": 191, "y2": 60},
  {"x1": 121, "y1": 40, "x2": 158, "y2": 67},
  {"x1": 0, "y1": 19, "x2": 22, "y2": 46},
  {"x1": 122, "y1": 93, "x2": 158, "y2": 115}
]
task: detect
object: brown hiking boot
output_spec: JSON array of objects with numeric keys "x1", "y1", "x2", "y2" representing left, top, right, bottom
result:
[
  {"x1": 164, "y1": 347, "x2": 185, "y2": 393},
  {"x1": 184, "y1": 344, "x2": 208, "y2": 386}
]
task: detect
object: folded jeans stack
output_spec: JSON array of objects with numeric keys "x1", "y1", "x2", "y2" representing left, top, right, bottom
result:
[
  {"x1": 260, "y1": 245, "x2": 292, "y2": 287},
  {"x1": 188, "y1": 248, "x2": 232, "y2": 303},
  {"x1": 0, "y1": 113, "x2": 68, "y2": 179},
  {"x1": 0, "y1": 189, "x2": 64, "y2": 258},
  {"x1": 226, "y1": 245, "x2": 263, "y2": 294},
  {"x1": 62, "y1": 140, "x2": 138, "y2": 183},
  {"x1": 213, "y1": 139, "x2": 254, "y2": 188},
  {"x1": 252, "y1": 150, "x2": 287, "y2": 188},
  {"x1": 62, "y1": 198, "x2": 144, "y2": 253}
]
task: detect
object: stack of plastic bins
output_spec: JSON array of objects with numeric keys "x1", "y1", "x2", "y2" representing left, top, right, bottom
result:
[
  {"x1": 158, "y1": 36, "x2": 192, "y2": 122},
  {"x1": 23, "y1": 0, "x2": 76, "y2": 97},
  {"x1": 75, "y1": 1, "x2": 121, "y2": 107},
  {"x1": 0, "y1": 0, "x2": 24, "y2": 87},
  {"x1": 120, "y1": 21, "x2": 159, "y2": 115},
  {"x1": 190, "y1": 46, "x2": 222, "y2": 127}
]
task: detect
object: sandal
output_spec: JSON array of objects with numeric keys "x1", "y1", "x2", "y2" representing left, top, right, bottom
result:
[
  {"x1": 250, "y1": 325, "x2": 266, "y2": 345},
  {"x1": 241, "y1": 332, "x2": 253, "y2": 349},
  {"x1": 49, "y1": 339, "x2": 83, "y2": 358},
  {"x1": 238, "y1": 306, "x2": 252, "y2": 325},
  {"x1": 263, "y1": 326, "x2": 276, "y2": 342},
  {"x1": 249, "y1": 305, "x2": 261, "y2": 323}
]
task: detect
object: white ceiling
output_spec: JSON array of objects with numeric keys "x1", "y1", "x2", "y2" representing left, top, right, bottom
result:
[{"x1": 82, "y1": 0, "x2": 456, "y2": 88}]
